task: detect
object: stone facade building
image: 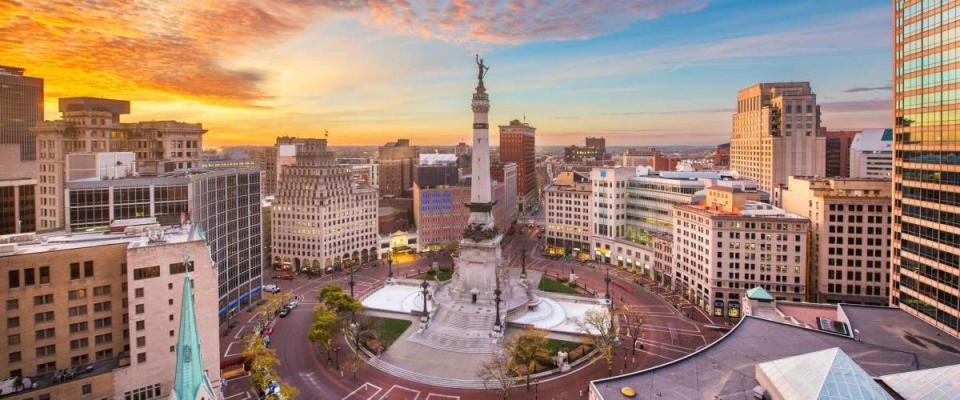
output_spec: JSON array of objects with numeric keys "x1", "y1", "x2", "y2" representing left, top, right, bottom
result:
[
  {"x1": 779, "y1": 176, "x2": 891, "y2": 305},
  {"x1": 730, "y1": 82, "x2": 825, "y2": 203},
  {"x1": 32, "y1": 98, "x2": 204, "y2": 230},
  {"x1": 673, "y1": 187, "x2": 809, "y2": 317}
]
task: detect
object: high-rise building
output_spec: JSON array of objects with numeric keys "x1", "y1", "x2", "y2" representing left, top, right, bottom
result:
[
  {"x1": 714, "y1": 143, "x2": 731, "y2": 168},
  {"x1": 893, "y1": 1, "x2": 960, "y2": 337},
  {"x1": 498, "y1": 119, "x2": 536, "y2": 212},
  {"x1": 0, "y1": 66, "x2": 43, "y2": 162},
  {"x1": 272, "y1": 138, "x2": 378, "y2": 273},
  {"x1": 585, "y1": 137, "x2": 606, "y2": 154},
  {"x1": 0, "y1": 225, "x2": 221, "y2": 400},
  {"x1": 413, "y1": 177, "x2": 510, "y2": 252},
  {"x1": 378, "y1": 139, "x2": 419, "y2": 198},
  {"x1": 779, "y1": 176, "x2": 891, "y2": 305},
  {"x1": 415, "y1": 154, "x2": 459, "y2": 188},
  {"x1": 32, "y1": 98, "x2": 205, "y2": 230},
  {"x1": 0, "y1": 178, "x2": 36, "y2": 234},
  {"x1": 849, "y1": 128, "x2": 893, "y2": 178},
  {"x1": 248, "y1": 146, "x2": 277, "y2": 196},
  {"x1": 63, "y1": 168, "x2": 263, "y2": 321},
  {"x1": 621, "y1": 147, "x2": 677, "y2": 171},
  {"x1": 825, "y1": 130, "x2": 858, "y2": 177},
  {"x1": 674, "y1": 187, "x2": 809, "y2": 317},
  {"x1": 730, "y1": 82, "x2": 826, "y2": 202},
  {"x1": 564, "y1": 137, "x2": 608, "y2": 164}
]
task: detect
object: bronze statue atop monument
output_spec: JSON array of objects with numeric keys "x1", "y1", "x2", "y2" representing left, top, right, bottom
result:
[{"x1": 476, "y1": 54, "x2": 490, "y2": 88}]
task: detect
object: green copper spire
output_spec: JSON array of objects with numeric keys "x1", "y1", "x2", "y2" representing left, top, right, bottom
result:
[{"x1": 173, "y1": 252, "x2": 215, "y2": 400}]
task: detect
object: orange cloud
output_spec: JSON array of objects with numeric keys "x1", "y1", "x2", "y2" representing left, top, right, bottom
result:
[{"x1": 1, "y1": 0, "x2": 706, "y2": 109}]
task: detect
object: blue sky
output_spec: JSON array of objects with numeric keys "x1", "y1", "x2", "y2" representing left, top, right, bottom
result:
[{"x1": 6, "y1": 0, "x2": 892, "y2": 147}]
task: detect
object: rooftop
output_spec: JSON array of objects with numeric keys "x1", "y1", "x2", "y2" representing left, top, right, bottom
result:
[
  {"x1": 0, "y1": 224, "x2": 204, "y2": 257},
  {"x1": 591, "y1": 316, "x2": 953, "y2": 400},
  {"x1": 850, "y1": 128, "x2": 893, "y2": 152}
]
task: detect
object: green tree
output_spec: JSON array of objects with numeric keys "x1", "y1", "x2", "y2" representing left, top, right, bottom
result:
[
  {"x1": 308, "y1": 304, "x2": 339, "y2": 365},
  {"x1": 506, "y1": 329, "x2": 551, "y2": 390},
  {"x1": 318, "y1": 284, "x2": 363, "y2": 316},
  {"x1": 242, "y1": 334, "x2": 279, "y2": 391}
]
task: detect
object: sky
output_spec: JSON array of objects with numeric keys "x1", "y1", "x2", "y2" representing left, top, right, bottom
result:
[{"x1": 0, "y1": 0, "x2": 892, "y2": 148}]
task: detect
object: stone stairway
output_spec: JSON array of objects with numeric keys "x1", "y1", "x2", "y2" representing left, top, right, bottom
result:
[
  {"x1": 366, "y1": 356, "x2": 494, "y2": 389},
  {"x1": 406, "y1": 304, "x2": 499, "y2": 354}
]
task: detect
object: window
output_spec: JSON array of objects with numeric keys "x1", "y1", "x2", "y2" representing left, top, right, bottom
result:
[
  {"x1": 36, "y1": 362, "x2": 56, "y2": 375},
  {"x1": 6, "y1": 299, "x2": 17, "y2": 310},
  {"x1": 169, "y1": 261, "x2": 195, "y2": 275},
  {"x1": 8, "y1": 270, "x2": 19, "y2": 288},
  {"x1": 136, "y1": 336, "x2": 146, "y2": 348},
  {"x1": 135, "y1": 304, "x2": 144, "y2": 314},
  {"x1": 69, "y1": 305, "x2": 88, "y2": 317},
  {"x1": 95, "y1": 349, "x2": 113, "y2": 361},
  {"x1": 94, "y1": 285, "x2": 111, "y2": 296},
  {"x1": 69, "y1": 289, "x2": 87, "y2": 300},
  {"x1": 133, "y1": 266, "x2": 160, "y2": 280},
  {"x1": 94, "y1": 317, "x2": 112, "y2": 329},
  {"x1": 35, "y1": 328, "x2": 55, "y2": 340},
  {"x1": 8, "y1": 352, "x2": 21, "y2": 363},
  {"x1": 8, "y1": 334, "x2": 20, "y2": 346},
  {"x1": 35, "y1": 344, "x2": 55, "y2": 358},
  {"x1": 137, "y1": 352, "x2": 147, "y2": 363},
  {"x1": 70, "y1": 322, "x2": 88, "y2": 334},
  {"x1": 70, "y1": 262, "x2": 81, "y2": 279},
  {"x1": 83, "y1": 383, "x2": 92, "y2": 395},
  {"x1": 23, "y1": 268, "x2": 34, "y2": 286},
  {"x1": 84, "y1": 261, "x2": 94, "y2": 277},
  {"x1": 136, "y1": 320, "x2": 145, "y2": 331},
  {"x1": 135, "y1": 288, "x2": 144, "y2": 298},
  {"x1": 70, "y1": 338, "x2": 88, "y2": 350},
  {"x1": 34, "y1": 293, "x2": 53, "y2": 305},
  {"x1": 6, "y1": 316, "x2": 18, "y2": 329},
  {"x1": 94, "y1": 301, "x2": 111, "y2": 313},
  {"x1": 95, "y1": 333, "x2": 112, "y2": 345},
  {"x1": 34, "y1": 311, "x2": 54, "y2": 323},
  {"x1": 39, "y1": 266, "x2": 49, "y2": 284}
]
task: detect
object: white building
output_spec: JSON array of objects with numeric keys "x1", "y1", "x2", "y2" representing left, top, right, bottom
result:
[
  {"x1": 272, "y1": 139, "x2": 379, "y2": 272},
  {"x1": 674, "y1": 187, "x2": 809, "y2": 318},
  {"x1": 65, "y1": 152, "x2": 136, "y2": 181},
  {"x1": 544, "y1": 171, "x2": 591, "y2": 258},
  {"x1": 849, "y1": 128, "x2": 892, "y2": 178}
]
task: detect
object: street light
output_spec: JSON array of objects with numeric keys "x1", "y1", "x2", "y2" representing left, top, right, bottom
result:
[
  {"x1": 335, "y1": 346, "x2": 340, "y2": 371},
  {"x1": 493, "y1": 278, "x2": 502, "y2": 332},
  {"x1": 349, "y1": 263, "x2": 356, "y2": 298},
  {"x1": 420, "y1": 279, "x2": 430, "y2": 325},
  {"x1": 520, "y1": 246, "x2": 527, "y2": 279},
  {"x1": 605, "y1": 266, "x2": 612, "y2": 304},
  {"x1": 387, "y1": 255, "x2": 393, "y2": 281}
]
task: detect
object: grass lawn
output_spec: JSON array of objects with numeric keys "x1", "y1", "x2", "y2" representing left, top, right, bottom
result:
[
  {"x1": 415, "y1": 269, "x2": 453, "y2": 281},
  {"x1": 538, "y1": 276, "x2": 579, "y2": 294},
  {"x1": 370, "y1": 317, "x2": 413, "y2": 349}
]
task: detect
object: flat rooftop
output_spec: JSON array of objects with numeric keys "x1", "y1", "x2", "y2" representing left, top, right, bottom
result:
[
  {"x1": 591, "y1": 307, "x2": 960, "y2": 400},
  {"x1": 0, "y1": 225, "x2": 203, "y2": 257}
]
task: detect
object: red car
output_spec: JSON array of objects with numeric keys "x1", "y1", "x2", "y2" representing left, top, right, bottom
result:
[
  {"x1": 262, "y1": 327, "x2": 274, "y2": 336},
  {"x1": 273, "y1": 273, "x2": 294, "y2": 280}
]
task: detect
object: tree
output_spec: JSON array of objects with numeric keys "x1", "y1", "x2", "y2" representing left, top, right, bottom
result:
[
  {"x1": 505, "y1": 329, "x2": 551, "y2": 390},
  {"x1": 308, "y1": 304, "x2": 339, "y2": 365},
  {"x1": 242, "y1": 334, "x2": 279, "y2": 391},
  {"x1": 318, "y1": 284, "x2": 363, "y2": 317},
  {"x1": 479, "y1": 350, "x2": 515, "y2": 400},
  {"x1": 576, "y1": 308, "x2": 618, "y2": 376}
]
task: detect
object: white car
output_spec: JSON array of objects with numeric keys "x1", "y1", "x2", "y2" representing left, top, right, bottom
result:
[
  {"x1": 263, "y1": 284, "x2": 281, "y2": 294},
  {"x1": 288, "y1": 299, "x2": 300, "y2": 309}
]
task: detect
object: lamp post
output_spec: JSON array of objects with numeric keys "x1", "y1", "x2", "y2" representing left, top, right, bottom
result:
[
  {"x1": 335, "y1": 346, "x2": 340, "y2": 371},
  {"x1": 494, "y1": 278, "x2": 502, "y2": 332},
  {"x1": 349, "y1": 264, "x2": 356, "y2": 298},
  {"x1": 520, "y1": 246, "x2": 527, "y2": 279},
  {"x1": 605, "y1": 266, "x2": 612, "y2": 305},
  {"x1": 387, "y1": 255, "x2": 393, "y2": 281},
  {"x1": 421, "y1": 279, "x2": 430, "y2": 324}
]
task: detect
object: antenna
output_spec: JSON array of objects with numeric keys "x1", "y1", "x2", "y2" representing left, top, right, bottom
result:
[{"x1": 324, "y1": 129, "x2": 329, "y2": 140}]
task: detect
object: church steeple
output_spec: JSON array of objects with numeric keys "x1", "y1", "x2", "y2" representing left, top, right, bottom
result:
[{"x1": 171, "y1": 252, "x2": 216, "y2": 400}]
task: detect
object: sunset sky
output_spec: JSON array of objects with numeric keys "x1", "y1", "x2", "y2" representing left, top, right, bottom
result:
[{"x1": 1, "y1": 0, "x2": 891, "y2": 148}]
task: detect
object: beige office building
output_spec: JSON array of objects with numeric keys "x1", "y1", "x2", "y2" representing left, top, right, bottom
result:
[
  {"x1": 674, "y1": 187, "x2": 809, "y2": 318},
  {"x1": 31, "y1": 98, "x2": 204, "y2": 230},
  {"x1": 0, "y1": 224, "x2": 220, "y2": 400},
  {"x1": 272, "y1": 138, "x2": 379, "y2": 272},
  {"x1": 730, "y1": 82, "x2": 825, "y2": 203},
  {"x1": 778, "y1": 177, "x2": 891, "y2": 305},
  {"x1": 544, "y1": 171, "x2": 592, "y2": 256}
]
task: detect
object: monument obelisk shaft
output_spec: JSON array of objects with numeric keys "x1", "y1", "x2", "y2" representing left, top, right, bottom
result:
[
  {"x1": 452, "y1": 55, "x2": 503, "y2": 303},
  {"x1": 468, "y1": 57, "x2": 493, "y2": 226}
]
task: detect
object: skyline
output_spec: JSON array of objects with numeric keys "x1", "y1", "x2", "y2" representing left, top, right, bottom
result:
[{"x1": 2, "y1": 0, "x2": 891, "y2": 148}]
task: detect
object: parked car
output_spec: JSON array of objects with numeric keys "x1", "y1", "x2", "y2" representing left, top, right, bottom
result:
[
  {"x1": 262, "y1": 327, "x2": 273, "y2": 336},
  {"x1": 287, "y1": 299, "x2": 299, "y2": 309},
  {"x1": 263, "y1": 284, "x2": 280, "y2": 294},
  {"x1": 273, "y1": 273, "x2": 294, "y2": 280},
  {"x1": 278, "y1": 307, "x2": 290, "y2": 318}
]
